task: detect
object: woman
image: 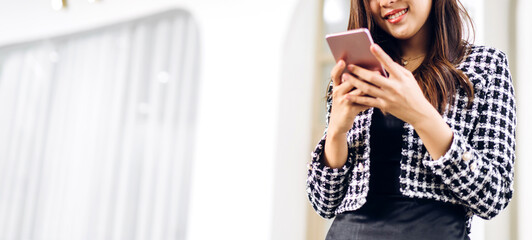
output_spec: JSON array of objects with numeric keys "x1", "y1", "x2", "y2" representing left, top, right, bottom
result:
[{"x1": 306, "y1": 0, "x2": 515, "y2": 239}]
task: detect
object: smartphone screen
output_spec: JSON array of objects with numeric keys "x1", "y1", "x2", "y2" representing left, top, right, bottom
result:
[{"x1": 326, "y1": 28, "x2": 387, "y2": 77}]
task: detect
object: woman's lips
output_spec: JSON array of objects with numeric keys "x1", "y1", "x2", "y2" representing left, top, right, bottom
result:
[{"x1": 384, "y1": 8, "x2": 408, "y2": 24}]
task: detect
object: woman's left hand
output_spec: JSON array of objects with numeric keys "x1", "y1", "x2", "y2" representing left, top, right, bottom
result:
[{"x1": 344, "y1": 44, "x2": 434, "y2": 126}]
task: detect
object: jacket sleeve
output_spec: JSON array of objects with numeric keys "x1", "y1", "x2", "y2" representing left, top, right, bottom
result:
[
  {"x1": 423, "y1": 52, "x2": 516, "y2": 219},
  {"x1": 306, "y1": 84, "x2": 355, "y2": 218}
]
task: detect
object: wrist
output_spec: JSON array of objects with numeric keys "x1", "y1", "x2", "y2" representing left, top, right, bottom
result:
[
  {"x1": 327, "y1": 128, "x2": 347, "y2": 140},
  {"x1": 409, "y1": 103, "x2": 454, "y2": 160},
  {"x1": 409, "y1": 101, "x2": 439, "y2": 129},
  {"x1": 324, "y1": 130, "x2": 348, "y2": 169}
]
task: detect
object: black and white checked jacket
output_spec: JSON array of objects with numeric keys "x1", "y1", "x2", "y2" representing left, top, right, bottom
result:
[{"x1": 306, "y1": 45, "x2": 516, "y2": 226}]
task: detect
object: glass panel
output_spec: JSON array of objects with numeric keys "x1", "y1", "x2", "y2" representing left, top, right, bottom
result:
[{"x1": 322, "y1": 0, "x2": 351, "y2": 54}]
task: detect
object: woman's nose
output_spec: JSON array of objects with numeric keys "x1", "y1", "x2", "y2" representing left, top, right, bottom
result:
[{"x1": 379, "y1": 0, "x2": 398, "y2": 7}]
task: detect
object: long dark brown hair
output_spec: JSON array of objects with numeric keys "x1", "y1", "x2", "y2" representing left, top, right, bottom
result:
[{"x1": 331, "y1": 0, "x2": 475, "y2": 113}]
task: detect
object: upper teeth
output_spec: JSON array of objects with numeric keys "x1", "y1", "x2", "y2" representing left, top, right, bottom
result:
[{"x1": 388, "y1": 9, "x2": 407, "y2": 20}]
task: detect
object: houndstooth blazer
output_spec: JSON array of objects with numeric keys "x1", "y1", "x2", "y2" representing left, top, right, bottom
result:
[{"x1": 306, "y1": 45, "x2": 516, "y2": 229}]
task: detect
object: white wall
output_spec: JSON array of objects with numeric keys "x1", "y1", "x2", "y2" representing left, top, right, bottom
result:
[
  {"x1": 185, "y1": 1, "x2": 312, "y2": 239},
  {"x1": 0, "y1": 1, "x2": 318, "y2": 239}
]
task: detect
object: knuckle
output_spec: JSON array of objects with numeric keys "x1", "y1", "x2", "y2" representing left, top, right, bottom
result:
[
  {"x1": 332, "y1": 88, "x2": 340, "y2": 96},
  {"x1": 381, "y1": 103, "x2": 388, "y2": 112},
  {"x1": 362, "y1": 85, "x2": 371, "y2": 93},
  {"x1": 342, "y1": 72, "x2": 350, "y2": 80},
  {"x1": 332, "y1": 87, "x2": 341, "y2": 96},
  {"x1": 389, "y1": 82, "x2": 399, "y2": 91},
  {"x1": 347, "y1": 95, "x2": 356, "y2": 103}
]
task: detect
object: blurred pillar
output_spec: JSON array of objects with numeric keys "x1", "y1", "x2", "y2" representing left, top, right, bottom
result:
[{"x1": 515, "y1": 0, "x2": 532, "y2": 240}]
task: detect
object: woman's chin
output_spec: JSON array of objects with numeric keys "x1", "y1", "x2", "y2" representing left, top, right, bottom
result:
[{"x1": 388, "y1": 29, "x2": 415, "y2": 40}]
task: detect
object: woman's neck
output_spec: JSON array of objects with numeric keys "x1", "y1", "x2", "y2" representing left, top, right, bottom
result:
[
  {"x1": 398, "y1": 20, "x2": 432, "y2": 71},
  {"x1": 399, "y1": 19, "x2": 431, "y2": 57}
]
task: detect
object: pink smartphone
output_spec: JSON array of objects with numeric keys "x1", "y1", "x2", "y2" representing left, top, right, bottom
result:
[{"x1": 326, "y1": 28, "x2": 387, "y2": 77}]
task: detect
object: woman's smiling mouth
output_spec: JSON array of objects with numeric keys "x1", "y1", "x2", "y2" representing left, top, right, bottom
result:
[{"x1": 384, "y1": 8, "x2": 408, "y2": 23}]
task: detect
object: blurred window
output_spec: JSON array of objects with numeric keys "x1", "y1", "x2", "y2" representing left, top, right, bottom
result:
[{"x1": 0, "y1": 9, "x2": 199, "y2": 240}]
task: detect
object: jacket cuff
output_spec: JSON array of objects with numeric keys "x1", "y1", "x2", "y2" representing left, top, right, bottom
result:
[
  {"x1": 308, "y1": 134, "x2": 353, "y2": 180},
  {"x1": 422, "y1": 132, "x2": 490, "y2": 189}
]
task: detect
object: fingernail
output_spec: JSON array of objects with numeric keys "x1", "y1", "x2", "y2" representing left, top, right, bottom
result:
[{"x1": 347, "y1": 65, "x2": 354, "y2": 71}]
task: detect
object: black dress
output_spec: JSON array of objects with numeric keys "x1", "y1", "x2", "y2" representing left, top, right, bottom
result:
[{"x1": 325, "y1": 109, "x2": 469, "y2": 240}]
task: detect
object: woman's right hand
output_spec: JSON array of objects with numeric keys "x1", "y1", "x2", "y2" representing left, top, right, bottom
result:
[{"x1": 327, "y1": 60, "x2": 371, "y2": 136}]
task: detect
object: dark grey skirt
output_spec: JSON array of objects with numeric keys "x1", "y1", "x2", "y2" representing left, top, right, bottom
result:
[{"x1": 325, "y1": 196, "x2": 470, "y2": 240}]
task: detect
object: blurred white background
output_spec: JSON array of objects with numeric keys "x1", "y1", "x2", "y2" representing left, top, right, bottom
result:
[{"x1": 0, "y1": 0, "x2": 530, "y2": 240}]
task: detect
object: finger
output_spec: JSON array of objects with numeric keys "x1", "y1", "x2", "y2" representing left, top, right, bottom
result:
[
  {"x1": 343, "y1": 73, "x2": 385, "y2": 98},
  {"x1": 347, "y1": 88, "x2": 365, "y2": 97},
  {"x1": 334, "y1": 76, "x2": 356, "y2": 95},
  {"x1": 370, "y1": 44, "x2": 402, "y2": 75},
  {"x1": 347, "y1": 64, "x2": 388, "y2": 88},
  {"x1": 330, "y1": 60, "x2": 346, "y2": 87},
  {"x1": 347, "y1": 94, "x2": 382, "y2": 108}
]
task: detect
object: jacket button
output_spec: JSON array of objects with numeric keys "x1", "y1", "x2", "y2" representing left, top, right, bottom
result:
[
  {"x1": 462, "y1": 151, "x2": 472, "y2": 162},
  {"x1": 470, "y1": 162, "x2": 477, "y2": 171}
]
